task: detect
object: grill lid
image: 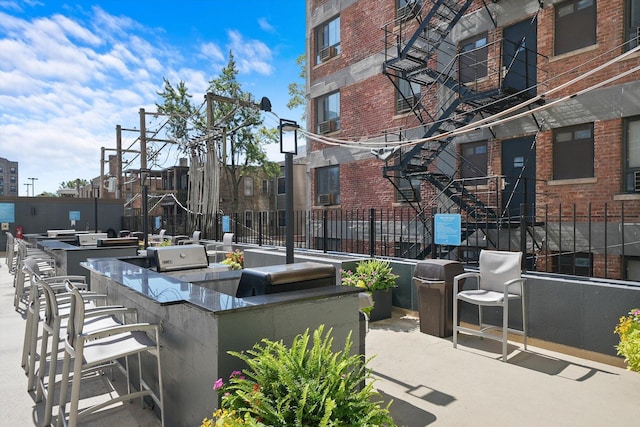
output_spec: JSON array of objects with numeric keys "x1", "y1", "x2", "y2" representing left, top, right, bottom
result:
[{"x1": 147, "y1": 245, "x2": 209, "y2": 272}]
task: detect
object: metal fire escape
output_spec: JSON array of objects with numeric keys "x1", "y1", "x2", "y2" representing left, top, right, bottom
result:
[{"x1": 381, "y1": 0, "x2": 544, "y2": 257}]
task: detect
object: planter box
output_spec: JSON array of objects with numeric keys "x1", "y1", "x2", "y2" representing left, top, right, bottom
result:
[{"x1": 370, "y1": 289, "x2": 392, "y2": 321}]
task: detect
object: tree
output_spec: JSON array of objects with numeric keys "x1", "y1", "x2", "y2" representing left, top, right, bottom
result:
[
  {"x1": 287, "y1": 54, "x2": 306, "y2": 120},
  {"x1": 59, "y1": 179, "x2": 88, "y2": 189},
  {"x1": 157, "y1": 51, "x2": 279, "y2": 217}
]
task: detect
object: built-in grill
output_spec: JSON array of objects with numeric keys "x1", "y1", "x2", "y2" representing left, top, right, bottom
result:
[{"x1": 145, "y1": 245, "x2": 230, "y2": 282}]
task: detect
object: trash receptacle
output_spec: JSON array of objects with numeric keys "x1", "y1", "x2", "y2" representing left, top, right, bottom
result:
[{"x1": 413, "y1": 259, "x2": 465, "y2": 337}]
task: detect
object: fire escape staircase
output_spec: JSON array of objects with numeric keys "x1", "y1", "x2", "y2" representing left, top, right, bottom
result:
[{"x1": 382, "y1": 0, "x2": 538, "y2": 223}]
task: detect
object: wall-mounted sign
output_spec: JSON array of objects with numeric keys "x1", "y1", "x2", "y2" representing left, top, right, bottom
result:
[
  {"x1": 0, "y1": 203, "x2": 15, "y2": 223},
  {"x1": 222, "y1": 216, "x2": 231, "y2": 233},
  {"x1": 69, "y1": 211, "x2": 81, "y2": 221},
  {"x1": 434, "y1": 213, "x2": 462, "y2": 246}
]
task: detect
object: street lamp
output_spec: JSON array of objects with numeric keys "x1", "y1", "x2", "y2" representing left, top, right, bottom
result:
[
  {"x1": 24, "y1": 183, "x2": 31, "y2": 197},
  {"x1": 28, "y1": 177, "x2": 38, "y2": 196},
  {"x1": 279, "y1": 118, "x2": 298, "y2": 264},
  {"x1": 92, "y1": 181, "x2": 99, "y2": 232}
]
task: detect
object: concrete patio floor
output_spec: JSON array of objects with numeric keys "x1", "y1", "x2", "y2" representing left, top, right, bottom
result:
[{"x1": 1, "y1": 255, "x2": 639, "y2": 426}]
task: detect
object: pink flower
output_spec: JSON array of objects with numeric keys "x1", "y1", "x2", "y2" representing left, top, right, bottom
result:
[{"x1": 213, "y1": 378, "x2": 224, "y2": 390}]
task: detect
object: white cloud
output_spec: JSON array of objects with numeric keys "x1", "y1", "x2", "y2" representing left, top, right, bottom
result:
[
  {"x1": 227, "y1": 30, "x2": 273, "y2": 75},
  {"x1": 258, "y1": 17, "x2": 275, "y2": 33}
]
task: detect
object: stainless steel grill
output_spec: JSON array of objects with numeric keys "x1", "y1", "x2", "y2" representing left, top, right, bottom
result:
[{"x1": 146, "y1": 245, "x2": 210, "y2": 272}]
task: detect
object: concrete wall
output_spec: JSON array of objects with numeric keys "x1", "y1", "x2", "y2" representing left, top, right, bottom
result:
[
  {"x1": 0, "y1": 196, "x2": 124, "y2": 250},
  {"x1": 242, "y1": 245, "x2": 640, "y2": 358}
]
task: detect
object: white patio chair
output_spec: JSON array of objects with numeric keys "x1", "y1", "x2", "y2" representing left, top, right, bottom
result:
[
  {"x1": 453, "y1": 250, "x2": 527, "y2": 362},
  {"x1": 56, "y1": 288, "x2": 164, "y2": 427}
]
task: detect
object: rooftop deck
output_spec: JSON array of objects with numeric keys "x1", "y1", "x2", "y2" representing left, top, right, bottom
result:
[{"x1": 1, "y1": 255, "x2": 638, "y2": 426}]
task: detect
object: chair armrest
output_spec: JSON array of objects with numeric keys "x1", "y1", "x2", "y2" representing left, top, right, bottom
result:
[
  {"x1": 84, "y1": 306, "x2": 138, "y2": 322},
  {"x1": 454, "y1": 272, "x2": 479, "y2": 294},
  {"x1": 80, "y1": 322, "x2": 158, "y2": 341},
  {"x1": 503, "y1": 277, "x2": 526, "y2": 295}
]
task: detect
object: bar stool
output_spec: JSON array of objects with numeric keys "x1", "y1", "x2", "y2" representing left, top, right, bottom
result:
[{"x1": 56, "y1": 288, "x2": 164, "y2": 427}]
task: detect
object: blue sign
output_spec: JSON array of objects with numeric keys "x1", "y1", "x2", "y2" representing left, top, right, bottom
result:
[
  {"x1": 69, "y1": 211, "x2": 81, "y2": 221},
  {"x1": 434, "y1": 214, "x2": 461, "y2": 246},
  {"x1": 222, "y1": 216, "x2": 230, "y2": 233},
  {"x1": 0, "y1": 203, "x2": 15, "y2": 223},
  {"x1": 155, "y1": 216, "x2": 161, "y2": 230}
]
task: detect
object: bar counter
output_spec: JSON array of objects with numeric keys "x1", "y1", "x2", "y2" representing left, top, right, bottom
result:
[{"x1": 82, "y1": 258, "x2": 362, "y2": 427}]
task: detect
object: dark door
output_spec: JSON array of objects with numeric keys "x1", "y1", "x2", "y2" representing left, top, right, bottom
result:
[
  {"x1": 503, "y1": 18, "x2": 537, "y2": 96},
  {"x1": 502, "y1": 136, "x2": 536, "y2": 220}
]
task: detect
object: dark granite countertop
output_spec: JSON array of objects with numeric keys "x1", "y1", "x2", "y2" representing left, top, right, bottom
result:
[{"x1": 81, "y1": 258, "x2": 360, "y2": 313}]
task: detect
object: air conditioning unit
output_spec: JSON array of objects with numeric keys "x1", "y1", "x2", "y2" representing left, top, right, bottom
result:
[
  {"x1": 319, "y1": 45, "x2": 338, "y2": 62},
  {"x1": 318, "y1": 193, "x2": 334, "y2": 206},
  {"x1": 318, "y1": 120, "x2": 336, "y2": 134},
  {"x1": 634, "y1": 170, "x2": 640, "y2": 192},
  {"x1": 398, "y1": 187, "x2": 417, "y2": 202}
]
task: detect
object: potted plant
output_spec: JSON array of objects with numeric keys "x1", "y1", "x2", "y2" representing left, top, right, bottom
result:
[
  {"x1": 341, "y1": 258, "x2": 398, "y2": 321},
  {"x1": 202, "y1": 325, "x2": 396, "y2": 427},
  {"x1": 614, "y1": 308, "x2": 640, "y2": 373}
]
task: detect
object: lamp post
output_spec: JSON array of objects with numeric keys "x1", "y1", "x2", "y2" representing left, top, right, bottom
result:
[
  {"x1": 92, "y1": 181, "x2": 99, "y2": 232},
  {"x1": 279, "y1": 118, "x2": 298, "y2": 264},
  {"x1": 28, "y1": 177, "x2": 38, "y2": 196},
  {"x1": 24, "y1": 183, "x2": 31, "y2": 197}
]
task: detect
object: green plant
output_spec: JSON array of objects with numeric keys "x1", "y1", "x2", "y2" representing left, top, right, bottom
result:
[
  {"x1": 614, "y1": 308, "x2": 640, "y2": 373},
  {"x1": 341, "y1": 259, "x2": 399, "y2": 292},
  {"x1": 221, "y1": 250, "x2": 244, "y2": 270},
  {"x1": 200, "y1": 408, "x2": 266, "y2": 426},
  {"x1": 212, "y1": 325, "x2": 396, "y2": 426}
]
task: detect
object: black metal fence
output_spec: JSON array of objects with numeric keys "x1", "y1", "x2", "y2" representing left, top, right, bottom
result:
[{"x1": 122, "y1": 201, "x2": 640, "y2": 281}]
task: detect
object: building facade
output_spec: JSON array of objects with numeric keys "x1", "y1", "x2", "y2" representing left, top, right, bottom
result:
[
  {"x1": 306, "y1": 0, "x2": 640, "y2": 279},
  {"x1": 0, "y1": 157, "x2": 19, "y2": 197}
]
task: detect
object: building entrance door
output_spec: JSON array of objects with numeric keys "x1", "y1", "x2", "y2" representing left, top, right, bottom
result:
[{"x1": 501, "y1": 136, "x2": 536, "y2": 221}]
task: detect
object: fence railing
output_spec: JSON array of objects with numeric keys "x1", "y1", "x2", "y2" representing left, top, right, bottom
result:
[{"x1": 122, "y1": 201, "x2": 640, "y2": 281}]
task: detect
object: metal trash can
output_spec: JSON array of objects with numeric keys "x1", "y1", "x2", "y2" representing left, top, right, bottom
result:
[{"x1": 413, "y1": 259, "x2": 465, "y2": 337}]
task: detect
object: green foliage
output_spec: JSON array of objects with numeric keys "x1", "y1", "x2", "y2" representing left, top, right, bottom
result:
[
  {"x1": 59, "y1": 179, "x2": 88, "y2": 189},
  {"x1": 215, "y1": 325, "x2": 396, "y2": 426},
  {"x1": 156, "y1": 51, "x2": 279, "y2": 210},
  {"x1": 615, "y1": 308, "x2": 640, "y2": 373},
  {"x1": 221, "y1": 250, "x2": 244, "y2": 270},
  {"x1": 287, "y1": 53, "x2": 306, "y2": 121},
  {"x1": 341, "y1": 259, "x2": 399, "y2": 292}
]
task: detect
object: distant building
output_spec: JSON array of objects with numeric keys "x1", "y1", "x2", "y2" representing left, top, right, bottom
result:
[{"x1": 0, "y1": 157, "x2": 18, "y2": 197}]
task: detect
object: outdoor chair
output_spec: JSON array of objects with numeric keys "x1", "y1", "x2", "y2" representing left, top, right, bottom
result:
[
  {"x1": 56, "y1": 287, "x2": 164, "y2": 427},
  {"x1": 35, "y1": 279, "x2": 136, "y2": 426},
  {"x1": 452, "y1": 250, "x2": 527, "y2": 362},
  {"x1": 206, "y1": 232, "x2": 234, "y2": 262}
]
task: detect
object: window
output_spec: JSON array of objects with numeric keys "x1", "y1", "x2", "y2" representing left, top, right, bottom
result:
[
  {"x1": 624, "y1": 117, "x2": 640, "y2": 192},
  {"x1": 397, "y1": 0, "x2": 420, "y2": 20},
  {"x1": 277, "y1": 210, "x2": 286, "y2": 227},
  {"x1": 9, "y1": 176, "x2": 16, "y2": 183},
  {"x1": 625, "y1": 0, "x2": 640, "y2": 50},
  {"x1": 459, "y1": 33, "x2": 488, "y2": 83},
  {"x1": 243, "y1": 176, "x2": 253, "y2": 197},
  {"x1": 277, "y1": 177, "x2": 285, "y2": 195},
  {"x1": 0, "y1": 165, "x2": 3, "y2": 173},
  {"x1": 9, "y1": 166, "x2": 16, "y2": 173},
  {"x1": 556, "y1": 252, "x2": 592, "y2": 276},
  {"x1": 262, "y1": 179, "x2": 270, "y2": 195},
  {"x1": 397, "y1": 177, "x2": 421, "y2": 202},
  {"x1": 553, "y1": 123, "x2": 594, "y2": 180},
  {"x1": 461, "y1": 140, "x2": 488, "y2": 183},
  {"x1": 315, "y1": 165, "x2": 340, "y2": 205},
  {"x1": 245, "y1": 210, "x2": 253, "y2": 230},
  {"x1": 316, "y1": 91, "x2": 340, "y2": 134},
  {"x1": 554, "y1": 0, "x2": 596, "y2": 55},
  {"x1": 396, "y1": 78, "x2": 421, "y2": 113},
  {"x1": 315, "y1": 16, "x2": 340, "y2": 64}
]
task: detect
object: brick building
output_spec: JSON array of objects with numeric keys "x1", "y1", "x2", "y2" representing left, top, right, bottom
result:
[
  {"x1": 0, "y1": 157, "x2": 19, "y2": 197},
  {"x1": 306, "y1": 0, "x2": 640, "y2": 279}
]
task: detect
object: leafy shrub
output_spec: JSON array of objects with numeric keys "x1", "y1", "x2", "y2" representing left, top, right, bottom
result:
[
  {"x1": 212, "y1": 325, "x2": 396, "y2": 426},
  {"x1": 614, "y1": 308, "x2": 640, "y2": 373},
  {"x1": 341, "y1": 259, "x2": 398, "y2": 292}
]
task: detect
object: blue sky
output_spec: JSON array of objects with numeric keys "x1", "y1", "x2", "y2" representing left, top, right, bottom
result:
[{"x1": 0, "y1": 0, "x2": 306, "y2": 195}]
